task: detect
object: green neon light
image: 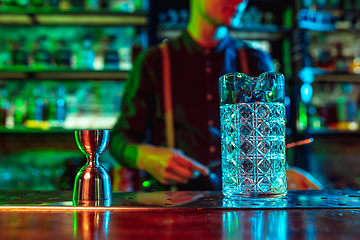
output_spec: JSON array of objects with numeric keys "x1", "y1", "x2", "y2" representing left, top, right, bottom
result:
[{"x1": 142, "y1": 181, "x2": 150, "y2": 187}]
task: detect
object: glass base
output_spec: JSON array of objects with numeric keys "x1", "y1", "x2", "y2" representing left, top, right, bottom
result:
[
  {"x1": 223, "y1": 191, "x2": 287, "y2": 200},
  {"x1": 73, "y1": 199, "x2": 112, "y2": 207}
]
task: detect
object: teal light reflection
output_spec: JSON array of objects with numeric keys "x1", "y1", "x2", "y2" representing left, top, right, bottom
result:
[
  {"x1": 104, "y1": 211, "x2": 110, "y2": 235},
  {"x1": 222, "y1": 210, "x2": 288, "y2": 239}
]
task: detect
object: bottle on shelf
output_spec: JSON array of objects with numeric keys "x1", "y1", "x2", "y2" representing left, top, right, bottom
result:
[
  {"x1": 1, "y1": 0, "x2": 16, "y2": 7},
  {"x1": 25, "y1": 84, "x2": 44, "y2": 128},
  {"x1": 10, "y1": 36, "x2": 29, "y2": 69},
  {"x1": 54, "y1": 39, "x2": 73, "y2": 69},
  {"x1": 31, "y1": 36, "x2": 52, "y2": 70},
  {"x1": 355, "y1": 0, "x2": 360, "y2": 30},
  {"x1": 75, "y1": 34, "x2": 95, "y2": 70},
  {"x1": 31, "y1": 0, "x2": 44, "y2": 8},
  {"x1": 0, "y1": 88, "x2": 10, "y2": 126},
  {"x1": 58, "y1": 0, "x2": 71, "y2": 10},
  {"x1": 85, "y1": 0, "x2": 98, "y2": 10},
  {"x1": 0, "y1": 40, "x2": 11, "y2": 69},
  {"x1": 343, "y1": 0, "x2": 354, "y2": 27},
  {"x1": 47, "y1": 0, "x2": 59, "y2": 9},
  {"x1": 315, "y1": 0, "x2": 327, "y2": 11},
  {"x1": 110, "y1": 0, "x2": 134, "y2": 12},
  {"x1": 15, "y1": 0, "x2": 29, "y2": 8},
  {"x1": 48, "y1": 84, "x2": 66, "y2": 127},
  {"x1": 13, "y1": 92, "x2": 27, "y2": 127},
  {"x1": 98, "y1": 0, "x2": 109, "y2": 9},
  {"x1": 302, "y1": 0, "x2": 314, "y2": 9},
  {"x1": 71, "y1": 0, "x2": 84, "y2": 9},
  {"x1": 103, "y1": 35, "x2": 120, "y2": 70}
]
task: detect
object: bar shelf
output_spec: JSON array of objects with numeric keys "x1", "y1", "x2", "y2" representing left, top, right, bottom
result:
[
  {"x1": 314, "y1": 73, "x2": 360, "y2": 83},
  {"x1": 307, "y1": 129, "x2": 360, "y2": 136},
  {"x1": 0, "y1": 70, "x2": 129, "y2": 80},
  {"x1": 157, "y1": 27, "x2": 288, "y2": 41},
  {"x1": 0, "y1": 9, "x2": 147, "y2": 26}
]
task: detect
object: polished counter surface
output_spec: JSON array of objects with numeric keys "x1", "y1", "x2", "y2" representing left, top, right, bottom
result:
[{"x1": 1, "y1": 190, "x2": 360, "y2": 239}]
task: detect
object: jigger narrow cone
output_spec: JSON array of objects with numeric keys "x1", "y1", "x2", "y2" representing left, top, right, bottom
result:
[{"x1": 73, "y1": 130, "x2": 112, "y2": 205}]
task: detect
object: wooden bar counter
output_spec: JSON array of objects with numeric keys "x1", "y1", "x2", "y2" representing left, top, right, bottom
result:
[{"x1": 1, "y1": 190, "x2": 360, "y2": 239}]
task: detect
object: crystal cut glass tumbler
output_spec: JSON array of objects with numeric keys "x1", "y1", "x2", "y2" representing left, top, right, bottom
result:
[{"x1": 219, "y1": 72, "x2": 287, "y2": 198}]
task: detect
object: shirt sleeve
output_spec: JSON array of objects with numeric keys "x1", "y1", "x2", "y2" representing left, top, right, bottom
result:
[{"x1": 110, "y1": 49, "x2": 156, "y2": 169}]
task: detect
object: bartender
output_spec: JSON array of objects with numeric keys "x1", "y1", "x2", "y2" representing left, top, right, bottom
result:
[{"x1": 110, "y1": 0, "x2": 323, "y2": 191}]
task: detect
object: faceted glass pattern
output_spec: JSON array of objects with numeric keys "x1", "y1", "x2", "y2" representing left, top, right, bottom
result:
[{"x1": 220, "y1": 102, "x2": 286, "y2": 197}]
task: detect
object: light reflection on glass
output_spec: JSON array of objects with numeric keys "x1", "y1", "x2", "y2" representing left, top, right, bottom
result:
[
  {"x1": 73, "y1": 211, "x2": 111, "y2": 240},
  {"x1": 222, "y1": 210, "x2": 288, "y2": 239}
]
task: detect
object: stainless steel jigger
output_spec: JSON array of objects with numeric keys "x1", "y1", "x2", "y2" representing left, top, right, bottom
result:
[{"x1": 73, "y1": 130, "x2": 112, "y2": 207}]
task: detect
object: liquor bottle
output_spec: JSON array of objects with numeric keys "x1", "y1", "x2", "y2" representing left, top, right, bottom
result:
[
  {"x1": 58, "y1": 0, "x2": 71, "y2": 10},
  {"x1": 32, "y1": 36, "x2": 52, "y2": 70},
  {"x1": 48, "y1": 0, "x2": 59, "y2": 8},
  {"x1": 26, "y1": 85, "x2": 44, "y2": 124},
  {"x1": 354, "y1": 0, "x2": 360, "y2": 29},
  {"x1": 11, "y1": 37, "x2": 29, "y2": 69},
  {"x1": 15, "y1": 0, "x2": 29, "y2": 8},
  {"x1": 0, "y1": 89, "x2": 10, "y2": 126},
  {"x1": 75, "y1": 34, "x2": 95, "y2": 70},
  {"x1": 103, "y1": 36, "x2": 120, "y2": 70},
  {"x1": 333, "y1": 43, "x2": 348, "y2": 73},
  {"x1": 99, "y1": 0, "x2": 109, "y2": 9},
  {"x1": 133, "y1": 0, "x2": 148, "y2": 11},
  {"x1": 342, "y1": 0, "x2": 353, "y2": 29},
  {"x1": 54, "y1": 39, "x2": 72, "y2": 69},
  {"x1": 316, "y1": 0, "x2": 327, "y2": 11},
  {"x1": 48, "y1": 84, "x2": 66, "y2": 127},
  {"x1": 85, "y1": 0, "x2": 98, "y2": 10},
  {"x1": 303, "y1": 0, "x2": 313, "y2": 9},
  {"x1": 13, "y1": 92, "x2": 27, "y2": 126},
  {"x1": 0, "y1": 40, "x2": 11, "y2": 69},
  {"x1": 71, "y1": 0, "x2": 84, "y2": 9},
  {"x1": 31, "y1": 0, "x2": 44, "y2": 8},
  {"x1": 110, "y1": 0, "x2": 134, "y2": 12},
  {"x1": 1, "y1": 0, "x2": 16, "y2": 6}
]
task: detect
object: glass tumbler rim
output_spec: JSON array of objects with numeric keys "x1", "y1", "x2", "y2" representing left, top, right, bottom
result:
[{"x1": 219, "y1": 71, "x2": 285, "y2": 82}]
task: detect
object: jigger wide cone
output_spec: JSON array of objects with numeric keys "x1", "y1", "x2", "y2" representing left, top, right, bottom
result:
[
  {"x1": 73, "y1": 164, "x2": 112, "y2": 202},
  {"x1": 73, "y1": 130, "x2": 112, "y2": 203}
]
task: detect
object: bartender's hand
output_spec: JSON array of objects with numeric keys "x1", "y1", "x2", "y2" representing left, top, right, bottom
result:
[
  {"x1": 135, "y1": 144, "x2": 210, "y2": 185},
  {"x1": 286, "y1": 166, "x2": 324, "y2": 190}
]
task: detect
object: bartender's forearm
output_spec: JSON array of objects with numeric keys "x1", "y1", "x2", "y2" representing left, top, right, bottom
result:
[
  {"x1": 122, "y1": 144, "x2": 140, "y2": 169},
  {"x1": 110, "y1": 132, "x2": 140, "y2": 169}
]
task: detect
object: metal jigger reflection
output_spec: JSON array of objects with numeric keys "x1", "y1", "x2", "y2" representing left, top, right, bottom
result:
[{"x1": 73, "y1": 130, "x2": 112, "y2": 207}]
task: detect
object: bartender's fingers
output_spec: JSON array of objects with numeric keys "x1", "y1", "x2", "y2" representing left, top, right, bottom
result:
[
  {"x1": 167, "y1": 160, "x2": 193, "y2": 179},
  {"x1": 286, "y1": 167, "x2": 324, "y2": 190},
  {"x1": 163, "y1": 171, "x2": 188, "y2": 185},
  {"x1": 173, "y1": 152, "x2": 209, "y2": 176},
  {"x1": 304, "y1": 175, "x2": 324, "y2": 190}
]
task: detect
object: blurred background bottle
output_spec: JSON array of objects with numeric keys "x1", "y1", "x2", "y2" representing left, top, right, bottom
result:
[
  {"x1": 71, "y1": 0, "x2": 84, "y2": 9},
  {"x1": 31, "y1": 0, "x2": 44, "y2": 8},
  {"x1": 54, "y1": 39, "x2": 73, "y2": 69},
  {"x1": 11, "y1": 36, "x2": 29, "y2": 69},
  {"x1": 85, "y1": 0, "x2": 98, "y2": 10},
  {"x1": 110, "y1": 0, "x2": 134, "y2": 12},
  {"x1": 31, "y1": 36, "x2": 52, "y2": 70},
  {"x1": 103, "y1": 35, "x2": 120, "y2": 70},
  {"x1": 75, "y1": 34, "x2": 95, "y2": 70},
  {"x1": 0, "y1": 40, "x2": 11, "y2": 69},
  {"x1": 0, "y1": 88, "x2": 10, "y2": 126},
  {"x1": 26, "y1": 84, "x2": 44, "y2": 127},
  {"x1": 13, "y1": 92, "x2": 27, "y2": 126}
]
